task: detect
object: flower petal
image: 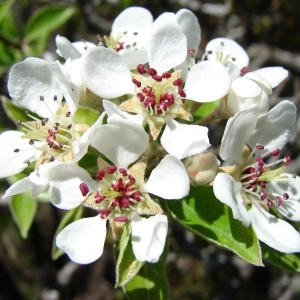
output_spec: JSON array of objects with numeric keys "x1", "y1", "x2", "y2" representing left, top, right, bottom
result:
[
  {"x1": 176, "y1": 9, "x2": 201, "y2": 54},
  {"x1": 254, "y1": 67, "x2": 288, "y2": 88},
  {"x1": 131, "y1": 214, "x2": 168, "y2": 263},
  {"x1": 267, "y1": 174, "x2": 300, "y2": 221},
  {"x1": 205, "y1": 37, "x2": 249, "y2": 69},
  {"x1": 142, "y1": 154, "x2": 190, "y2": 199},
  {"x1": 220, "y1": 104, "x2": 258, "y2": 164},
  {"x1": 249, "y1": 202, "x2": 300, "y2": 253},
  {"x1": 213, "y1": 173, "x2": 251, "y2": 227},
  {"x1": 39, "y1": 162, "x2": 98, "y2": 209},
  {"x1": 147, "y1": 20, "x2": 187, "y2": 74},
  {"x1": 0, "y1": 131, "x2": 40, "y2": 179},
  {"x1": 56, "y1": 216, "x2": 107, "y2": 264},
  {"x1": 8, "y1": 57, "x2": 62, "y2": 117},
  {"x1": 55, "y1": 35, "x2": 82, "y2": 60},
  {"x1": 247, "y1": 100, "x2": 297, "y2": 154},
  {"x1": 161, "y1": 117, "x2": 210, "y2": 159},
  {"x1": 185, "y1": 60, "x2": 231, "y2": 102},
  {"x1": 80, "y1": 47, "x2": 134, "y2": 98},
  {"x1": 91, "y1": 115, "x2": 148, "y2": 168}
]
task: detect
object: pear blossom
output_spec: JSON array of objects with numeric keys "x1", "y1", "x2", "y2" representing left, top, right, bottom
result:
[
  {"x1": 213, "y1": 101, "x2": 300, "y2": 253},
  {"x1": 35, "y1": 116, "x2": 189, "y2": 264},
  {"x1": 80, "y1": 20, "x2": 231, "y2": 158}
]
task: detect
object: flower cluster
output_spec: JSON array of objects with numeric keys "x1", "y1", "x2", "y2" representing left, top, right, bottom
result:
[{"x1": 1, "y1": 5, "x2": 300, "y2": 276}]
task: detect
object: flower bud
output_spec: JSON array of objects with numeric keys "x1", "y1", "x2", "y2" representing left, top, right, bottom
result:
[{"x1": 185, "y1": 151, "x2": 219, "y2": 185}]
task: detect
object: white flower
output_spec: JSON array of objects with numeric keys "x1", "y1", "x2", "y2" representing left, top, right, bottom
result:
[
  {"x1": 80, "y1": 20, "x2": 230, "y2": 158},
  {"x1": 213, "y1": 101, "x2": 300, "y2": 253},
  {"x1": 1, "y1": 57, "x2": 101, "y2": 180},
  {"x1": 36, "y1": 117, "x2": 189, "y2": 264}
]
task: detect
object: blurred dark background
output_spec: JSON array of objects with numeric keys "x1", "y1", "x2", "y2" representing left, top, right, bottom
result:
[{"x1": 1, "y1": 0, "x2": 300, "y2": 299}]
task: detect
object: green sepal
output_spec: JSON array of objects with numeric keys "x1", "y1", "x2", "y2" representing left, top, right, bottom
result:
[
  {"x1": 262, "y1": 242, "x2": 300, "y2": 272},
  {"x1": 115, "y1": 222, "x2": 144, "y2": 287},
  {"x1": 165, "y1": 185, "x2": 263, "y2": 266},
  {"x1": 51, "y1": 205, "x2": 84, "y2": 260},
  {"x1": 123, "y1": 237, "x2": 169, "y2": 300}
]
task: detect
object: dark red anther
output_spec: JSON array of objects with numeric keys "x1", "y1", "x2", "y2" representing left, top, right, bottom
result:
[
  {"x1": 119, "y1": 168, "x2": 128, "y2": 176},
  {"x1": 79, "y1": 183, "x2": 89, "y2": 196},
  {"x1": 173, "y1": 78, "x2": 183, "y2": 86},
  {"x1": 142, "y1": 86, "x2": 153, "y2": 96},
  {"x1": 114, "y1": 216, "x2": 129, "y2": 222},
  {"x1": 152, "y1": 75, "x2": 162, "y2": 82},
  {"x1": 95, "y1": 192, "x2": 106, "y2": 203},
  {"x1": 259, "y1": 181, "x2": 266, "y2": 188},
  {"x1": 241, "y1": 67, "x2": 249, "y2": 75},
  {"x1": 144, "y1": 97, "x2": 155, "y2": 108},
  {"x1": 270, "y1": 148, "x2": 280, "y2": 157},
  {"x1": 283, "y1": 192, "x2": 289, "y2": 200},
  {"x1": 100, "y1": 208, "x2": 111, "y2": 218},
  {"x1": 137, "y1": 64, "x2": 147, "y2": 74},
  {"x1": 107, "y1": 166, "x2": 117, "y2": 174},
  {"x1": 276, "y1": 196, "x2": 283, "y2": 206},
  {"x1": 128, "y1": 174, "x2": 135, "y2": 184},
  {"x1": 121, "y1": 198, "x2": 130, "y2": 208},
  {"x1": 133, "y1": 191, "x2": 141, "y2": 201},
  {"x1": 147, "y1": 68, "x2": 157, "y2": 76},
  {"x1": 96, "y1": 169, "x2": 105, "y2": 180},
  {"x1": 162, "y1": 72, "x2": 171, "y2": 79},
  {"x1": 260, "y1": 189, "x2": 267, "y2": 200},
  {"x1": 132, "y1": 78, "x2": 141, "y2": 87},
  {"x1": 137, "y1": 92, "x2": 145, "y2": 101},
  {"x1": 256, "y1": 144, "x2": 265, "y2": 150},
  {"x1": 166, "y1": 93, "x2": 175, "y2": 105},
  {"x1": 267, "y1": 199, "x2": 273, "y2": 208},
  {"x1": 178, "y1": 87, "x2": 186, "y2": 97}
]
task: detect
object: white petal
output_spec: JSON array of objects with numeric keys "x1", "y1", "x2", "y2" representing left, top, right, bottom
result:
[
  {"x1": 254, "y1": 67, "x2": 288, "y2": 88},
  {"x1": 213, "y1": 173, "x2": 251, "y2": 227},
  {"x1": 0, "y1": 131, "x2": 39, "y2": 179},
  {"x1": 154, "y1": 12, "x2": 176, "y2": 22},
  {"x1": 201, "y1": 3, "x2": 231, "y2": 17},
  {"x1": 56, "y1": 216, "x2": 107, "y2": 264},
  {"x1": 55, "y1": 35, "x2": 82, "y2": 60},
  {"x1": 3, "y1": 170, "x2": 49, "y2": 199},
  {"x1": 205, "y1": 37, "x2": 249, "y2": 69},
  {"x1": 50, "y1": 60, "x2": 79, "y2": 115},
  {"x1": 185, "y1": 61, "x2": 231, "y2": 102},
  {"x1": 71, "y1": 41, "x2": 97, "y2": 54},
  {"x1": 39, "y1": 162, "x2": 98, "y2": 209},
  {"x1": 111, "y1": 7, "x2": 153, "y2": 37},
  {"x1": 267, "y1": 174, "x2": 300, "y2": 221},
  {"x1": 161, "y1": 117, "x2": 210, "y2": 159},
  {"x1": 131, "y1": 214, "x2": 168, "y2": 263},
  {"x1": 249, "y1": 202, "x2": 300, "y2": 253},
  {"x1": 121, "y1": 49, "x2": 148, "y2": 69},
  {"x1": 102, "y1": 99, "x2": 144, "y2": 124},
  {"x1": 91, "y1": 115, "x2": 148, "y2": 168},
  {"x1": 147, "y1": 20, "x2": 187, "y2": 74},
  {"x1": 142, "y1": 154, "x2": 190, "y2": 199},
  {"x1": 71, "y1": 112, "x2": 105, "y2": 163},
  {"x1": 220, "y1": 104, "x2": 258, "y2": 164},
  {"x1": 247, "y1": 100, "x2": 297, "y2": 154},
  {"x1": 8, "y1": 57, "x2": 62, "y2": 117},
  {"x1": 80, "y1": 47, "x2": 134, "y2": 98},
  {"x1": 176, "y1": 9, "x2": 201, "y2": 53},
  {"x1": 244, "y1": 72, "x2": 272, "y2": 95}
]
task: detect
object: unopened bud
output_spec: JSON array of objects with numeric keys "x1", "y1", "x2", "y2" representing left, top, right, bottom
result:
[{"x1": 185, "y1": 151, "x2": 219, "y2": 185}]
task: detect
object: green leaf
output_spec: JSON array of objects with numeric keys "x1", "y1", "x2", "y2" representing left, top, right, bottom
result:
[
  {"x1": 194, "y1": 101, "x2": 217, "y2": 118},
  {"x1": 9, "y1": 192, "x2": 37, "y2": 239},
  {"x1": 25, "y1": 4, "x2": 76, "y2": 42},
  {"x1": 261, "y1": 242, "x2": 300, "y2": 272},
  {"x1": 74, "y1": 106, "x2": 101, "y2": 126},
  {"x1": 123, "y1": 239, "x2": 169, "y2": 300},
  {"x1": 0, "y1": 0, "x2": 14, "y2": 24},
  {"x1": 115, "y1": 222, "x2": 144, "y2": 287},
  {"x1": 165, "y1": 185, "x2": 263, "y2": 266},
  {"x1": 1, "y1": 95, "x2": 31, "y2": 125},
  {"x1": 51, "y1": 205, "x2": 83, "y2": 260}
]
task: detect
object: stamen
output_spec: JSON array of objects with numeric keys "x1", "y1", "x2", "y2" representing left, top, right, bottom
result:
[{"x1": 79, "y1": 183, "x2": 89, "y2": 196}]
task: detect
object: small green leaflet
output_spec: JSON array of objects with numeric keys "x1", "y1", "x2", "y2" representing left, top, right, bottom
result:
[{"x1": 165, "y1": 185, "x2": 263, "y2": 266}]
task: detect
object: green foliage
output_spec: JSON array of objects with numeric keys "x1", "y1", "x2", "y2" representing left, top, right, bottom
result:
[
  {"x1": 74, "y1": 106, "x2": 101, "y2": 126},
  {"x1": 9, "y1": 192, "x2": 37, "y2": 239},
  {"x1": 165, "y1": 185, "x2": 263, "y2": 266},
  {"x1": 115, "y1": 222, "x2": 144, "y2": 287},
  {"x1": 123, "y1": 239, "x2": 169, "y2": 300},
  {"x1": 51, "y1": 206, "x2": 84, "y2": 260},
  {"x1": 262, "y1": 242, "x2": 300, "y2": 272}
]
